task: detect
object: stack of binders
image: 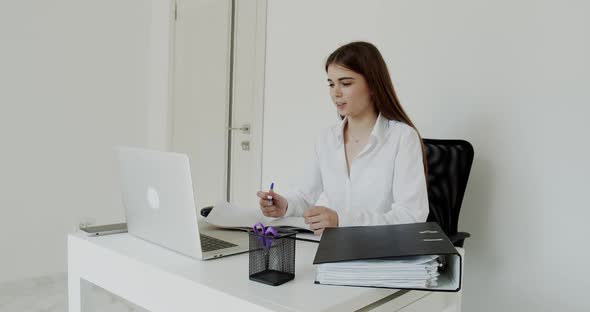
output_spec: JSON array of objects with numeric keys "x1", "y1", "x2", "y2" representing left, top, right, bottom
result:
[{"x1": 313, "y1": 222, "x2": 462, "y2": 292}]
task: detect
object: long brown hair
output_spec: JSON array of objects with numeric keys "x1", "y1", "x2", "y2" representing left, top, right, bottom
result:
[{"x1": 325, "y1": 41, "x2": 428, "y2": 176}]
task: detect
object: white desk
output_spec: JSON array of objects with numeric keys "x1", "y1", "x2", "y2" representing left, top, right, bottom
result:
[{"x1": 68, "y1": 232, "x2": 461, "y2": 311}]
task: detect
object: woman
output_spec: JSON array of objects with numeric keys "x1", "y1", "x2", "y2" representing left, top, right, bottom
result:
[{"x1": 256, "y1": 41, "x2": 429, "y2": 235}]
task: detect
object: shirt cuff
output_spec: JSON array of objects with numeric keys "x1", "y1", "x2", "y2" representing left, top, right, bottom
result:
[{"x1": 282, "y1": 190, "x2": 305, "y2": 217}]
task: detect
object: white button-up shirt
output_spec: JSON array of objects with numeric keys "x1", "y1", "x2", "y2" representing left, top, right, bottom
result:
[{"x1": 283, "y1": 113, "x2": 429, "y2": 226}]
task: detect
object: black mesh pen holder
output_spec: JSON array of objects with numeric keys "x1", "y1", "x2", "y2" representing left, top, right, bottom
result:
[{"x1": 248, "y1": 230, "x2": 296, "y2": 286}]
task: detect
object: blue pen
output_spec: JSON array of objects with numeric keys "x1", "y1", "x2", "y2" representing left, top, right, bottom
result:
[{"x1": 267, "y1": 182, "x2": 274, "y2": 205}]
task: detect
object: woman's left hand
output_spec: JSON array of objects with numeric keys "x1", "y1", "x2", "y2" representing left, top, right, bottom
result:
[{"x1": 303, "y1": 206, "x2": 339, "y2": 235}]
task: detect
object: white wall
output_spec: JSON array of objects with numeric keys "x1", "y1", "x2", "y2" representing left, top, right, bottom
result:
[
  {"x1": 0, "y1": 0, "x2": 164, "y2": 283},
  {"x1": 263, "y1": 1, "x2": 590, "y2": 311}
]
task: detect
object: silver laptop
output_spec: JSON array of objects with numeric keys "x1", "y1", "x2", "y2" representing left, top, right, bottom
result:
[{"x1": 117, "y1": 146, "x2": 249, "y2": 260}]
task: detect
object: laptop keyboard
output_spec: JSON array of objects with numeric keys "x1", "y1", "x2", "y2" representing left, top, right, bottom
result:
[{"x1": 200, "y1": 234, "x2": 238, "y2": 252}]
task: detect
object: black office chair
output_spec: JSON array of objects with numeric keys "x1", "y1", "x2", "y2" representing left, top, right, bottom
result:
[{"x1": 423, "y1": 139, "x2": 474, "y2": 248}]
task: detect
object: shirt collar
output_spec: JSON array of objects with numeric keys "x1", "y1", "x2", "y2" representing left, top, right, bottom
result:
[{"x1": 334, "y1": 113, "x2": 390, "y2": 146}]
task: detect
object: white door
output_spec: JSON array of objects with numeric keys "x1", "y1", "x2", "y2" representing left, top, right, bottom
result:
[
  {"x1": 171, "y1": 0, "x2": 266, "y2": 211},
  {"x1": 227, "y1": 0, "x2": 267, "y2": 209}
]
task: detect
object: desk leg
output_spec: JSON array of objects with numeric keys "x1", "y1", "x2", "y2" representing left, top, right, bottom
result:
[{"x1": 68, "y1": 273, "x2": 94, "y2": 312}]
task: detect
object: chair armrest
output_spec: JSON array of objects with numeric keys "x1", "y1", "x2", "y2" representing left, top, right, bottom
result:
[{"x1": 449, "y1": 232, "x2": 470, "y2": 248}]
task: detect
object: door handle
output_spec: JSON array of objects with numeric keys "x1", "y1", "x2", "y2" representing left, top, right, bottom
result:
[{"x1": 226, "y1": 123, "x2": 250, "y2": 134}]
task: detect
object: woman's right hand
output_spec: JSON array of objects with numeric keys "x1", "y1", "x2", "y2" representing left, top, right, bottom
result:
[{"x1": 256, "y1": 189, "x2": 288, "y2": 217}]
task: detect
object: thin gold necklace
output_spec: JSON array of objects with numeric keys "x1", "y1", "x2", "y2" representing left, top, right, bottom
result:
[{"x1": 348, "y1": 131, "x2": 361, "y2": 143}]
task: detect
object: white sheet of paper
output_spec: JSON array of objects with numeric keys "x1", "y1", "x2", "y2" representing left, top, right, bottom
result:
[{"x1": 204, "y1": 200, "x2": 312, "y2": 233}]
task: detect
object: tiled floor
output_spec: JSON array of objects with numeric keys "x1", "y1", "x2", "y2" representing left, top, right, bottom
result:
[{"x1": 0, "y1": 273, "x2": 147, "y2": 312}]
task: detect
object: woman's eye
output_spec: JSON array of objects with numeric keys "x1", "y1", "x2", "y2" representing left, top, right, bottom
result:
[
  {"x1": 328, "y1": 84, "x2": 334, "y2": 88},
  {"x1": 342, "y1": 83, "x2": 351, "y2": 86}
]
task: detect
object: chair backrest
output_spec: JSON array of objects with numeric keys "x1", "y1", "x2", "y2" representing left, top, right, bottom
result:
[{"x1": 423, "y1": 139, "x2": 474, "y2": 238}]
